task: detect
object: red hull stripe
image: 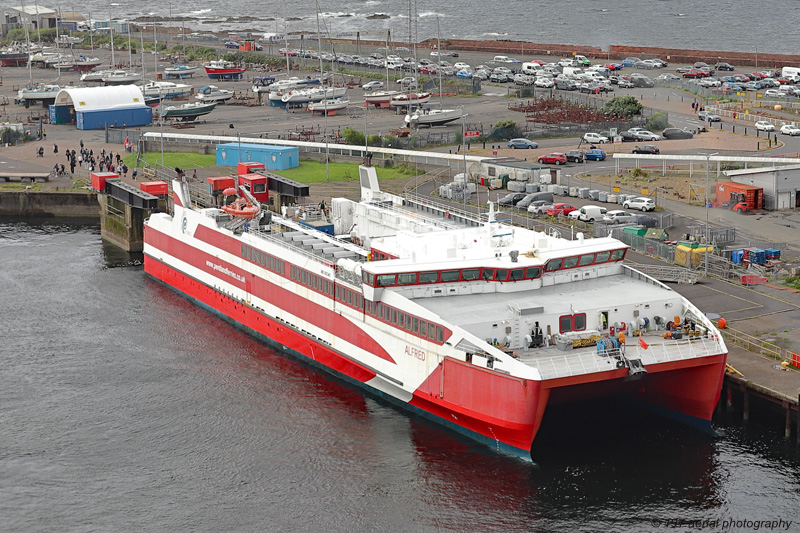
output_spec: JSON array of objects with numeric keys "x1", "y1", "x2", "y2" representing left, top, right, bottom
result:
[
  {"x1": 145, "y1": 225, "x2": 396, "y2": 364},
  {"x1": 145, "y1": 255, "x2": 379, "y2": 383}
]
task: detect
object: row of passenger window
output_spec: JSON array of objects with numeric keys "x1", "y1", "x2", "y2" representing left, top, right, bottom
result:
[
  {"x1": 241, "y1": 244, "x2": 286, "y2": 275},
  {"x1": 365, "y1": 300, "x2": 446, "y2": 344},
  {"x1": 362, "y1": 248, "x2": 627, "y2": 288}
]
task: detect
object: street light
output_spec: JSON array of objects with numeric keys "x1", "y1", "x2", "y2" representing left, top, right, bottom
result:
[{"x1": 701, "y1": 151, "x2": 719, "y2": 276}]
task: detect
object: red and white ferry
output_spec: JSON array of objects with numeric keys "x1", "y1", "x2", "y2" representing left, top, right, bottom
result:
[{"x1": 143, "y1": 162, "x2": 727, "y2": 460}]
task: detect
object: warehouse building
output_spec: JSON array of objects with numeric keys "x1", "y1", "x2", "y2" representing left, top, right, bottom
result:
[{"x1": 50, "y1": 86, "x2": 152, "y2": 130}]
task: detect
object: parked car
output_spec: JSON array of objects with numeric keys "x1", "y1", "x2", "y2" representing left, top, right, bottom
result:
[
  {"x1": 567, "y1": 209, "x2": 583, "y2": 221},
  {"x1": 507, "y1": 138, "x2": 539, "y2": 149},
  {"x1": 619, "y1": 131, "x2": 639, "y2": 142},
  {"x1": 634, "y1": 60, "x2": 656, "y2": 70},
  {"x1": 576, "y1": 205, "x2": 608, "y2": 222},
  {"x1": 528, "y1": 201, "x2": 553, "y2": 215},
  {"x1": 538, "y1": 153, "x2": 567, "y2": 165},
  {"x1": 623, "y1": 196, "x2": 656, "y2": 212},
  {"x1": 629, "y1": 73, "x2": 654, "y2": 87},
  {"x1": 755, "y1": 121, "x2": 776, "y2": 132},
  {"x1": 546, "y1": 203, "x2": 578, "y2": 216},
  {"x1": 662, "y1": 128, "x2": 694, "y2": 139},
  {"x1": 632, "y1": 130, "x2": 662, "y2": 141},
  {"x1": 456, "y1": 69, "x2": 473, "y2": 78},
  {"x1": 583, "y1": 132, "x2": 609, "y2": 144},
  {"x1": 765, "y1": 89, "x2": 789, "y2": 98},
  {"x1": 780, "y1": 124, "x2": 800, "y2": 136},
  {"x1": 225, "y1": 41, "x2": 241, "y2": 48},
  {"x1": 654, "y1": 73, "x2": 679, "y2": 81},
  {"x1": 698, "y1": 111, "x2": 722, "y2": 122},
  {"x1": 715, "y1": 62, "x2": 735, "y2": 71},
  {"x1": 565, "y1": 150, "x2": 585, "y2": 163},
  {"x1": 617, "y1": 79, "x2": 635, "y2": 88},
  {"x1": 632, "y1": 145, "x2": 660, "y2": 154},
  {"x1": 603, "y1": 210, "x2": 637, "y2": 224},
  {"x1": 516, "y1": 194, "x2": 541, "y2": 210},
  {"x1": 634, "y1": 214, "x2": 659, "y2": 228},
  {"x1": 361, "y1": 80, "x2": 384, "y2": 90},
  {"x1": 621, "y1": 57, "x2": 641, "y2": 67},
  {"x1": 489, "y1": 72, "x2": 510, "y2": 83},
  {"x1": 534, "y1": 77, "x2": 554, "y2": 88},
  {"x1": 584, "y1": 148, "x2": 607, "y2": 161},
  {"x1": 498, "y1": 193, "x2": 527, "y2": 207}
]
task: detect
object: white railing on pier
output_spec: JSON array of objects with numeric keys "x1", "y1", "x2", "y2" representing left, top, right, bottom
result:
[{"x1": 529, "y1": 335, "x2": 724, "y2": 381}]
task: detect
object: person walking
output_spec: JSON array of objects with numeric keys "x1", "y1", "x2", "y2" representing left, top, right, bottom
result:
[{"x1": 53, "y1": 143, "x2": 58, "y2": 154}]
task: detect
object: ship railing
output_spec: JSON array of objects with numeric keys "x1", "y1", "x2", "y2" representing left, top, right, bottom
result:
[{"x1": 530, "y1": 335, "x2": 725, "y2": 380}]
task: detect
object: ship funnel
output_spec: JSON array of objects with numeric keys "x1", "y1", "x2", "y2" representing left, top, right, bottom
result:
[{"x1": 509, "y1": 250, "x2": 519, "y2": 263}]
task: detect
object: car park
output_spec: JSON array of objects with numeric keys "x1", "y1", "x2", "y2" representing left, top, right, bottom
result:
[
  {"x1": 498, "y1": 193, "x2": 527, "y2": 207},
  {"x1": 361, "y1": 80, "x2": 384, "y2": 90},
  {"x1": 584, "y1": 149, "x2": 607, "y2": 161},
  {"x1": 780, "y1": 124, "x2": 800, "y2": 136},
  {"x1": 632, "y1": 145, "x2": 660, "y2": 154},
  {"x1": 538, "y1": 153, "x2": 567, "y2": 165},
  {"x1": 507, "y1": 138, "x2": 539, "y2": 149},
  {"x1": 755, "y1": 121, "x2": 776, "y2": 132},
  {"x1": 603, "y1": 210, "x2": 637, "y2": 224},
  {"x1": 632, "y1": 130, "x2": 662, "y2": 141},
  {"x1": 662, "y1": 128, "x2": 694, "y2": 139},
  {"x1": 698, "y1": 111, "x2": 722, "y2": 122},
  {"x1": 623, "y1": 196, "x2": 656, "y2": 212},
  {"x1": 583, "y1": 132, "x2": 609, "y2": 144},
  {"x1": 546, "y1": 203, "x2": 578, "y2": 216},
  {"x1": 565, "y1": 150, "x2": 585, "y2": 163}
]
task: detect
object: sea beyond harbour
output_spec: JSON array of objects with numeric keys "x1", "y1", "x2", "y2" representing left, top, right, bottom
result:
[
  {"x1": 85, "y1": 0, "x2": 789, "y2": 55},
  {"x1": 2, "y1": 219, "x2": 800, "y2": 531}
]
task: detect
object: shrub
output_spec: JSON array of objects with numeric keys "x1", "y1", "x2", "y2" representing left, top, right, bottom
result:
[{"x1": 646, "y1": 112, "x2": 670, "y2": 132}]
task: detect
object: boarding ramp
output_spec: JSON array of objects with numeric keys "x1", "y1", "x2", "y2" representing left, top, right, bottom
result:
[{"x1": 629, "y1": 263, "x2": 698, "y2": 284}]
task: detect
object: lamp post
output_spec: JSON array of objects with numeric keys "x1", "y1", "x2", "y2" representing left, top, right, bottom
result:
[{"x1": 701, "y1": 151, "x2": 719, "y2": 276}]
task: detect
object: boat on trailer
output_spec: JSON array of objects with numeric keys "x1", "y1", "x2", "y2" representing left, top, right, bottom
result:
[{"x1": 143, "y1": 160, "x2": 727, "y2": 460}]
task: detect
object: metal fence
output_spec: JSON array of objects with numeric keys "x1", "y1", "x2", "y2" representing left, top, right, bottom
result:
[{"x1": 723, "y1": 327, "x2": 797, "y2": 365}]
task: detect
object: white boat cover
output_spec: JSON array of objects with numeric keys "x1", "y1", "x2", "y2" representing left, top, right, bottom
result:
[{"x1": 53, "y1": 85, "x2": 147, "y2": 110}]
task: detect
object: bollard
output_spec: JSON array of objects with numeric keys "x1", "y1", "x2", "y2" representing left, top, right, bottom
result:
[
  {"x1": 483, "y1": 141, "x2": 486, "y2": 149},
  {"x1": 733, "y1": 125, "x2": 735, "y2": 133}
]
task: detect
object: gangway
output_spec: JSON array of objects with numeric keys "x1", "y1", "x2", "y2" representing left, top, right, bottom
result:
[{"x1": 630, "y1": 263, "x2": 699, "y2": 284}]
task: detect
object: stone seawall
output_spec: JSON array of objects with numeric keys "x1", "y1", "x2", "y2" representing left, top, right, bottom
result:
[{"x1": 0, "y1": 191, "x2": 99, "y2": 217}]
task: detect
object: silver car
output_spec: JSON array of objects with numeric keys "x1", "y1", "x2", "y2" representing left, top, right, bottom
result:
[{"x1": 603, "y1": 210, "x2": 637, "y2": 224}]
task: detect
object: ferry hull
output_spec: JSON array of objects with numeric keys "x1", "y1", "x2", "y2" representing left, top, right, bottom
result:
[{"x1": 144, "y1": 254, "x2": 542, "y2": 459}]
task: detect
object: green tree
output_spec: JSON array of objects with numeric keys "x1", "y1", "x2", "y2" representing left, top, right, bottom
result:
[
  {"x1": 602, "y1": 96, "x2": 643, "y2": 118},
  {"x1": 341, "y1": 127, "x2": 365, "y2": 146},
  {"x1": 646, "y1": 112, "x2": 670, "y2": 132}
]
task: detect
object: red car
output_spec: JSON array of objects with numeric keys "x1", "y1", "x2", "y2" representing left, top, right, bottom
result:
[
  {"x1": 546, "y1": 203, "x2": 578, "y2": 217},
  {"x1": 538, "y1": 152, "x2": 567, "y2": 165}
]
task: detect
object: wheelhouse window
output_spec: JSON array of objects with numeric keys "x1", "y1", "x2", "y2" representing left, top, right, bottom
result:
[
  {"x1": 611, "y1": 249, "x2": 626, "y2": 261},
  {"x1": 595, "y1": 251, "x2": 611, "y2": 263},
  {"x1": 546, "y1": 259, "x2": 562, "y2": 272},
  {"x1": 509, "y1": 268, "x2": 525, "y2": 281},
  {"x1": 494, "y1": 269, "x2": 509, "y2": 281},
  {"x1": 376, "y1": 274, "x2": 396, "y2": 287},
  {"x1": 398, "y1": 273, "x2": 417, "y2": 285},
  {"x1": 440, "y1": 270, "x2": 460, "y2": 282},
  {"x1": 525, "y1": 266, "x2": 542, "y2": 279},
  {"x1": 579, "y1": 254, "x2": 595, "y2": 266},
  {"x1": 482, "y1": 268, "x2": 495, "y2": 280},
  {"x1": 418, "y1": 272, "x2": 438, "y2": 284},
  {"x1": 563, "y1": 256, "x2": 579, "y2": 269},
  {"x1": 362, "y1": 271, "x2": 375, "y2": 285},
  {"x1": 462, "y1": 268, "x2": 480, "y2": 281}
]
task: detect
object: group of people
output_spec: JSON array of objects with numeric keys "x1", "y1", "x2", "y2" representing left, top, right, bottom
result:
[{"x1": 45, "y1": 140, "x2": 129, "y2": 179}]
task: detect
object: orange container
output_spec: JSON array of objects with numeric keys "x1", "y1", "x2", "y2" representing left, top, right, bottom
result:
[
  {"x1": 237, "y1": 161, "x2": 265, "y2": 175},
  {"x1": 90, "y1": 172, "x2": 119, "y2": 191},
  {"x1": 207, "y1": 176, "x2": 236, "y2": 192},
  {"x1": 139, "y1": 180, "x2": 169, "y2": 196}
]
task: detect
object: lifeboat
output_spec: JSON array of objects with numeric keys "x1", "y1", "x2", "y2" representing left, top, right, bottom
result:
[{"x1": 221, "y1": 197, "x2": 260, "y2": 219}]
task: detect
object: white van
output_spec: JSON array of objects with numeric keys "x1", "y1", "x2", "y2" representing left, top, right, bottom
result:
[
  {"x1": 493, "y1": 55, "x2": 510, "y2": 63},
  {"x1": 386, "y1": 59, "x2": 404, "y2": 70},
  {"x1": 577, "y1": 205, "x2": 608, "y2": 222},
  {"x1": 522, "y1": 62, "x2": 543, "y2": 75},
  {"x1": 562, "y1": 66, "x2": 583, "y2": 77}
]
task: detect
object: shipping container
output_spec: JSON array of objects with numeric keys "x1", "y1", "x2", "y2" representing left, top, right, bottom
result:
[
  {"x1": 139, "y1": 181, "x2": 169, "y2": 196},
  {"x1": 76, "y1": 107, "x2": 152, "y2": 130},
  {"x1": 207, "y1": 176, "x2": 236, "y2": 193},
  {"x1": 237, "y1": 161, "x2": 265, "y2": 175},
  {"x1": 216, "y1": 142, "x2": 299, "y2": 170},
  {"x1": 91, "y1": 172, "x2": 119, "y2": 192}
]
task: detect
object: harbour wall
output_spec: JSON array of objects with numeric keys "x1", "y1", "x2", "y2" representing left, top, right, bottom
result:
[{"x1": 0, "y1": 191, "x2": 99, "y2": 217}]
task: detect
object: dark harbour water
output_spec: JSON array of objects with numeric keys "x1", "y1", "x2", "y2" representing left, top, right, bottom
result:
[
  {"x1": 2, "y1": 219, "x2": 800, "y2": 532},
  {"x1": 88, "y1": 0, "x2": 790, "y2": 55}
]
